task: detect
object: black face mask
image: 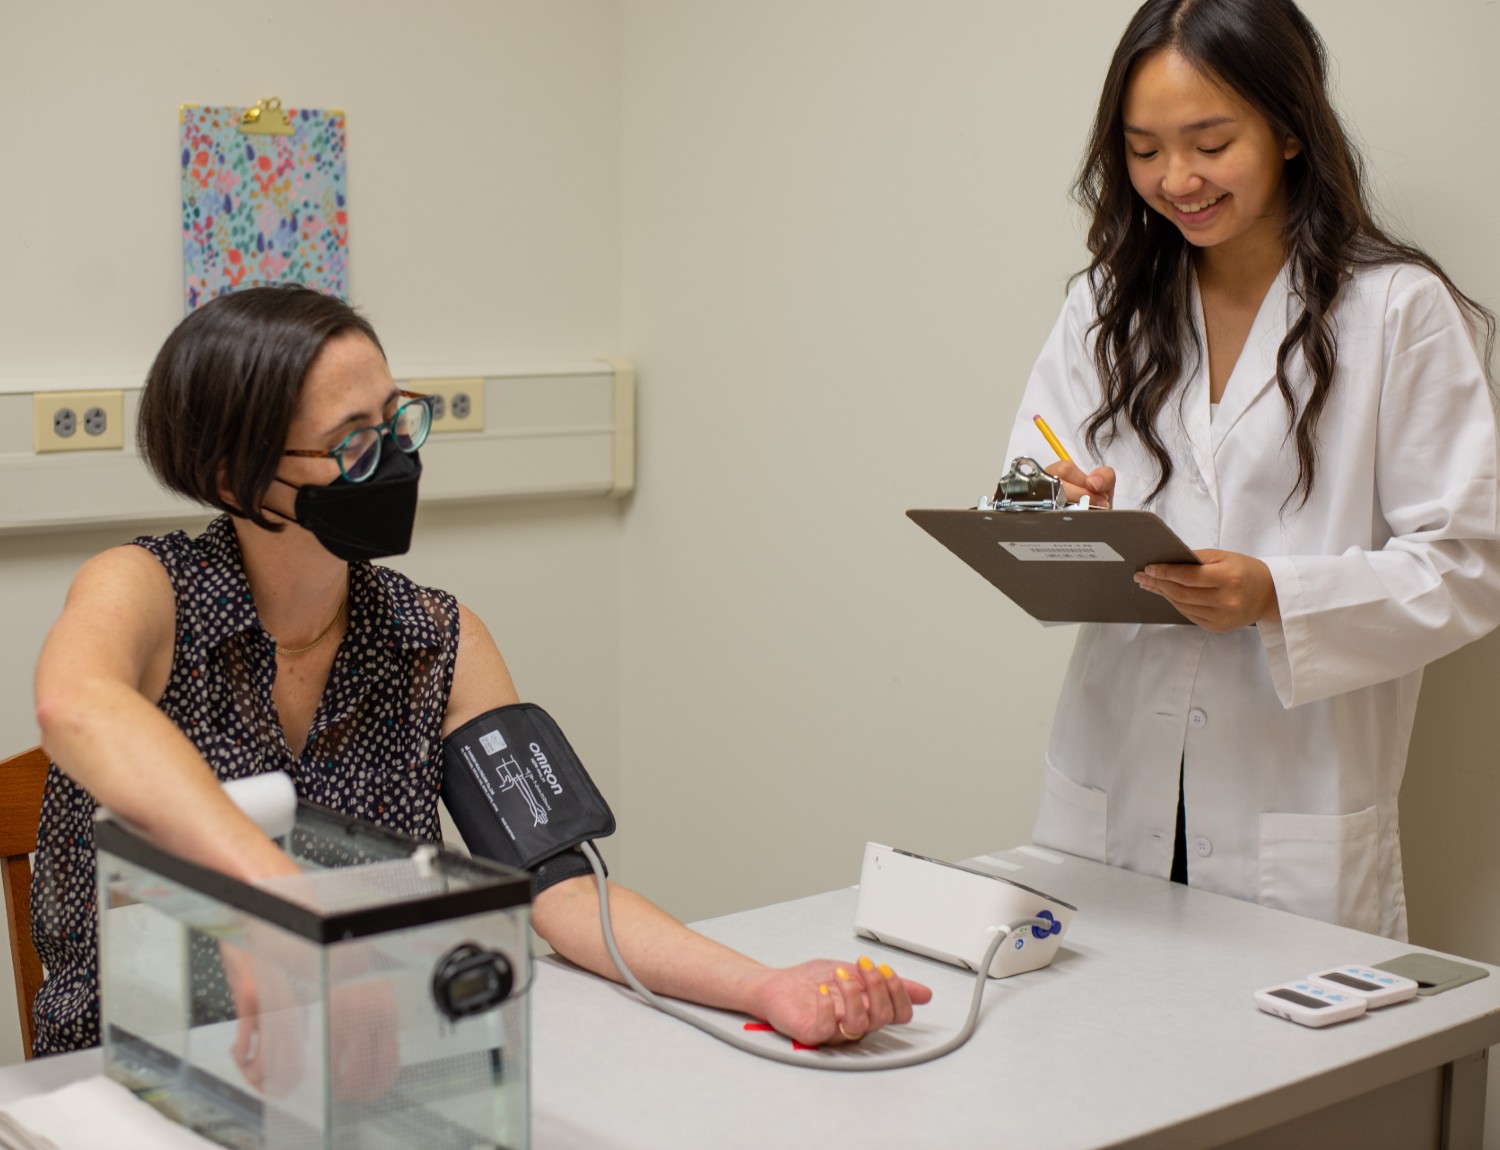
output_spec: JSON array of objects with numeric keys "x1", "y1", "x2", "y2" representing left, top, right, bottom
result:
[{"x1": 275, "y1": 446, "x2": 422, "y2": 562}]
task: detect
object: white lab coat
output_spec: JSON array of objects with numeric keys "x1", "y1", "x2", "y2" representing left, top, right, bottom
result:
[{"x1": 1006, "y1": 261, "x2": 1500, "y2": 939}]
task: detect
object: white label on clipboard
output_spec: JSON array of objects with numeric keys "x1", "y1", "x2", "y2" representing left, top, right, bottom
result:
[{"x1": 999, "y1": 541, "x2": 1125, "y2": 562}]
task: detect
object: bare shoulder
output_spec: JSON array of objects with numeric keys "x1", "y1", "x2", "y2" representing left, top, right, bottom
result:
[
  {"x1": 39, "y1": 544, "x2": 178, "y2": 699},
  {"x1": 444, "y1": 602, "x2": 520, "y2": 735},
  {"x1": 453, "y1": 602, "x2": 505, "y2": 671},
  {"x1": 454, "y1": 601, "x2": 492, "y2": 643},
  {"x1": 68, "y1": 544, "x2": 174, "y2": 613}
]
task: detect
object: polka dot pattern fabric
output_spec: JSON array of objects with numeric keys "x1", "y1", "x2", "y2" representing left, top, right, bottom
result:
[{"x1": 29, "y1": 515, "x2": 459, "y2": 1054}]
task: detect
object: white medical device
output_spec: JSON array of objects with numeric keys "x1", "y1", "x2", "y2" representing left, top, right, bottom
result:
[
  {"x1": 1308, "y1": 965, "x2": 1420, "y2": 1009},
  {"x1": 1253, "y1": 980, "x2": 1368, "y2": 1028},
  {"x1": 852, "y1": 843, "x2": 1077, "y2": 978}
]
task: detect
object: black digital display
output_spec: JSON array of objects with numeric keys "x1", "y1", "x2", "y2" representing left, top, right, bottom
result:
[
  {"x1": 1317, "y1": 971, "x2": 1381, "y2": 992},
  {"x1": 432, "y1": 942, "x2": 514, "y2": 1019},
  {"x1": 451, "y1": 968, "x2": 497, "y2": 1001},
  {"x1": 1268, "y1": 987, "x2": 1330, "y2": 1009}
]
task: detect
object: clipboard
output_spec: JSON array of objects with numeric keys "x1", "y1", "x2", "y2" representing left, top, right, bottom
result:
[
  {"x1": 907, "y1": 501, "x2": 1201, "y2": 625},
  {"x1": 180, "y1": 97, "x2": 349, "y2": 311}
]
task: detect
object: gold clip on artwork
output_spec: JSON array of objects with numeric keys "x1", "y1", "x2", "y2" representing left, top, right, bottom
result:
[{"x1": 238, "y1": 96, "x2": 296, "y2": 136}]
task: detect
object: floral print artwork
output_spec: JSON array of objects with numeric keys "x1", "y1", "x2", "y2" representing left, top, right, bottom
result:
[{"x1": 181, "y1": 105, "x2": 348, "y2": 311}]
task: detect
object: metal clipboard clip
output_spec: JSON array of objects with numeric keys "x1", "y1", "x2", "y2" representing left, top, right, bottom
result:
[
  {"x1": 977, "y1": 456, "x2": 1089, "y2": 512},
  {"x1": 239, "y1": 97, "x2": 296, "y2": 136}
]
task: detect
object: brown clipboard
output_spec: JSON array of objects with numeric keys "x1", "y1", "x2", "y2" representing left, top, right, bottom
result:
[{"x1": 906, "y1": 507, "x2": 1201, "y2": 624}]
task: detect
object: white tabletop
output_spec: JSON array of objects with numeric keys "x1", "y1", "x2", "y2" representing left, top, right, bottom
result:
[
  {"x1": 7, "y1": 847, "x2": 1498, "y2": 1149},
  {"x1": 531, "y1": 846, "x2": 1500, "y2": 1150}
]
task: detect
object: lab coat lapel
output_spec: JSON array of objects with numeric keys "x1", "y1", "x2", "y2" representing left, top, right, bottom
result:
[
  {"x1": 1209, "y1": 261, "x2": 1293, "y2": 453},
  {"x1": 1182, "y1": 276, "x2": 1217, "y2": 507}
]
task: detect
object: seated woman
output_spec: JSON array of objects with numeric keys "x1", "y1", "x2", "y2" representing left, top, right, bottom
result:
[{"x1": 31, "y1": 284, "x2": 929, "y2": 1059}]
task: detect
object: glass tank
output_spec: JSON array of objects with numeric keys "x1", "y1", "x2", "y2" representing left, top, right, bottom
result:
[{"x1": 95, "y1": 801, "x2": 532, "y2": 1150}]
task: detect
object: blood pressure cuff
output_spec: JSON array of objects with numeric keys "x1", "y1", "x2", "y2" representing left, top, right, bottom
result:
[{"x1": 441, "y1": 703, "x2": 616, "y2": 895}]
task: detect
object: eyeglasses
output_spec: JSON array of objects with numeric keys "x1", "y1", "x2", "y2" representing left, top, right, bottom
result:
[{"x1": 283, "y1": 391, "x2": 433, "y2": 482}]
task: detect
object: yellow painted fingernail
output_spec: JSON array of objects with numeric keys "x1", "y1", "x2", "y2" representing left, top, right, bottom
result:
[
  {"x1": 835, "y1": 967, "x2": 850, "y2": 980},
  {"x1": 878, "y1": 963, "x2": 895, "y2": 978},
  {"x1": 858, "y1": 956, "x2": 875, "y2": 972},
  {"x1": 819, "y1": 984, "x2": 830, "y2": 995}
]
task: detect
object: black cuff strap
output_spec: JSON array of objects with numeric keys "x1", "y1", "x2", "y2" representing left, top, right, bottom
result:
[{"x1": 531, "y1": 847, "x2": 603, "y2": 896}]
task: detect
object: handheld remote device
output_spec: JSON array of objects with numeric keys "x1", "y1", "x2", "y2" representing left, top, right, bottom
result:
[
  {"x1": 1254, "y1": 980, "x2": 1367, "y2": 1028},
  {"x1": 1308, "y1": 965, "x2": 1419, "y2": 1008}
]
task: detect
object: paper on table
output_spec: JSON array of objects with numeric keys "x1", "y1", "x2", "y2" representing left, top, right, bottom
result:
[{"x1": 0, "y1": 1076, "x2": 219, "y2": 1150}]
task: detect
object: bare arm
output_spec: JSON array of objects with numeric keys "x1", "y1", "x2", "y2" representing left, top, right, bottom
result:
[
  {"x1": 34, "y1": 546, "x2": 297, "y2": 883},
  {"x1": 531, "y1": 871, "x2": 928, "y2": 1043},
  {"x1": 442, "y1": 606, "x2": 930, "y2": 1044}
]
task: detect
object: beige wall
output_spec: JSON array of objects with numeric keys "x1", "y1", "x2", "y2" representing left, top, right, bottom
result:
[{"x1": 4, "y1": 2, "x2": 1500, "y2": 1139}]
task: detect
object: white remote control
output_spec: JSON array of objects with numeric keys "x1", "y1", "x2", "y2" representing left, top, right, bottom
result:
[
  {"x1": 1308, "y1": 965, "x2": 1419, "y2": 1008},
  {"x1": 1254, "y1": 980, "x2": 1367, "y2": 1027}
]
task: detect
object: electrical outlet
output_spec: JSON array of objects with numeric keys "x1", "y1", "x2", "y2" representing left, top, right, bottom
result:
[
  {"x1": 33, "y1": 390, "x2": 125, "y2": 452},
  {"x1": 411, "y1": 378, "x2": 485, "y2": 434}
]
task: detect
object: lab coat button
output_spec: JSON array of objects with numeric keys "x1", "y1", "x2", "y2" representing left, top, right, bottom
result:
[
  {"x1": 1192, "y1": 836, "x2": 1212, "y2": 858},
  {"x1": 1188, "y1": 708, "x2": 1208, "y2": 729}
]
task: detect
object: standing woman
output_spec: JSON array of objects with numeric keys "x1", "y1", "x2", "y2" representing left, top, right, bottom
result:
[{"x1": 1006, "y1": 0, "x2": 1500, "y2": 938}]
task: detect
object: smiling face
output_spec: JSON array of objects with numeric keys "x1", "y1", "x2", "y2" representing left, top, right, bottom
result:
[{"x1": 1122, "y1": 48, "x2": 1300, "y2": 270}]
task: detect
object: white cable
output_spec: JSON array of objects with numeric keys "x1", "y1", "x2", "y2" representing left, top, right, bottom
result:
[{"x1": 579, "y1": 841, "x2": 1047, "y2": 1072}]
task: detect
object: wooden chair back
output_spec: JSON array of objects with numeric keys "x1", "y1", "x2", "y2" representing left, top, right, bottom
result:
[{"x1": 0, "y1": 746, "x2": 50, "y2": 1059}]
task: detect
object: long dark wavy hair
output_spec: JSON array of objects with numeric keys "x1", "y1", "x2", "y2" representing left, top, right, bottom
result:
[{"x1": 1076, "y1": 0, "x2": 1496, "y2": 505}]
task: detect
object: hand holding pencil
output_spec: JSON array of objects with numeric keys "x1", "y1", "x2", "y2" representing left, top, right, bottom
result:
[{"x1": 1032, "y1": 414, "x2": 1116, "y2": 509}]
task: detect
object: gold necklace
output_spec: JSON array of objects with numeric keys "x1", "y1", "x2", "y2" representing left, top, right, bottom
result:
[{"x1": 275, "y1": 593, "x2": 348, "y2": 657}]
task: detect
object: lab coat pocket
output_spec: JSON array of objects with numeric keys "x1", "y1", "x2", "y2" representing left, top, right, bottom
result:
[
  {"x1": 1033, "y1": 762, "x2": 1107, "y2": 863},
  {"x1": 1258, "y1": 807, "x2": 1380, "y2": 933}
]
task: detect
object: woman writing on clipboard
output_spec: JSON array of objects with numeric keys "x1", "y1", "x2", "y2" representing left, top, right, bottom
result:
[{"x1": 1007, "y1": 0, "x2": 1500, "y2": 938}]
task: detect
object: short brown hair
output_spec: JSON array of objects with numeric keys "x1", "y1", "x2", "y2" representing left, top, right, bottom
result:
[{"x1": 137, "y1": 285, "x2": 383, "y2": 530}]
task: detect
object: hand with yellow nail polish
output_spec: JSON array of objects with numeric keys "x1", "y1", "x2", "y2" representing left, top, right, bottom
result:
[{"x1": 746, "y1": 956, "x2": 932, "y2": 1047}]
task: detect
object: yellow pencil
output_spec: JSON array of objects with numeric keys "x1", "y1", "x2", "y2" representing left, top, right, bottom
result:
[{"x1": 1032, "y1": 414, "x2": 1073, "y2": 463}]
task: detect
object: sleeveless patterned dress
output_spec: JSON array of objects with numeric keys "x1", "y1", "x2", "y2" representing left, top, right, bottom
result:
[{"x1": 30, "y1": 515, "x2": 459, "y2": 1054}]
